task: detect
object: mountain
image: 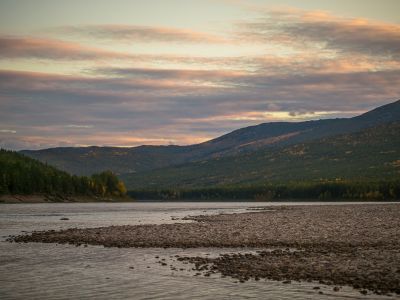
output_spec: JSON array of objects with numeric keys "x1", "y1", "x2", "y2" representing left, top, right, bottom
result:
[
  {"x1": 121, "y1": 122, "x2": 400, "y2": 189},
  {"x1": 21, "y1": 99, "x2": 400, "y2": 176},
  {"x1": 21, "y1": 145, "x2": 191, "y2": 176}
]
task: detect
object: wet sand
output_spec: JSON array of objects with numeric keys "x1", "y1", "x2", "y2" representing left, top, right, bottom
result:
[{"x1": 9, "y1": 204, "x2": 400, "y2": 295}]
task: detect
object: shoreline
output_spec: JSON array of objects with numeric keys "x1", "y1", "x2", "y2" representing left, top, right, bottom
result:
[
  {"x1": 9, "y1": 204, "x2": 400, "y2": 295},
  {"x1": 1, "y1": 194, "x2": 398, "y2": 203},
  {"x1": 0, "y1": 194, "x2": 134, "y2": 204}
]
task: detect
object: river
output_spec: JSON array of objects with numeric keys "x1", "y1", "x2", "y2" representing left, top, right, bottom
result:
[{"x1": 0, "y1": 202, "x2": 396, "y2": 299}]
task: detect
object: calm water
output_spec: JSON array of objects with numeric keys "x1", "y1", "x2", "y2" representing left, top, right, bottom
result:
[{"x1": 0, "y1": 202, "x2": 397, "y2": 300}]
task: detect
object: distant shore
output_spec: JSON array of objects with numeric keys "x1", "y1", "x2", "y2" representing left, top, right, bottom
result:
[
  {"x1": 9, "y1": 204, "x2": 400, "y2": 295},
  {"x1": 0, "y1": 194, "x2": 133, "y2": 203},
  {"x1": 2, "y1": 194, "x2": 398, "y2": 203}
]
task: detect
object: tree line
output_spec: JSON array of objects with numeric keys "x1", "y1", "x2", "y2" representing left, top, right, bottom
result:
[
  {"x1": 0, "y1": 149, "x2": 126, "y2": 197},
  {"x1": 128, "y1": 180, "x2": 400, "y2": 201}
]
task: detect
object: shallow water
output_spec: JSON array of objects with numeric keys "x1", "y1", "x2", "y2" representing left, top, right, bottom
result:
[{"x1": 0, "y1": 202, "x2": 398, "y2": 299}]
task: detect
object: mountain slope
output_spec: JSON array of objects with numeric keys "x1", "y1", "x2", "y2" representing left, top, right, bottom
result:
[
  {"x1": 121, "y1": 122, "x2": 400, "y2": 189},
  {"x1": 173, "y1": 99, "x2": 400, "y2": 160},
  {"x1": 0, "y1": 149, "x2": 126, "y2": 197},
  {"x1": 21, "y1": 145, "x2": 192, "y2": 176},
  {"x1": 21, "y1": 99, "x2": 400, "y2": 176}
]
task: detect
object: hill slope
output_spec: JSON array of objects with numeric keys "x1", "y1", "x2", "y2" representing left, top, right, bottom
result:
[
  {"x1": 0, "y1": 149, "x2": 126, "y2": 197},
  {"x1": 21, "y1": 99, "x2": 400, "y2": 176},
  {"x1": 121, "y1": 122, "x2": 400, "y2": 189}
]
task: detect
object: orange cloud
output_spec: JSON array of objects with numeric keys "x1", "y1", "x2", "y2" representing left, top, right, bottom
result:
[
  {"x1": 54, "y1": 24, "x2": 228, "y2": 44},
  {"x1": 0, "y1": 36, "x2": 136, "y2": 60},
  {"x1": 0, "y1": 131, "x2": 212, "y2": 150},
  {"x1": 0, "y1": 36, "x2": 255, "y2": 72},
  {"x1": 239, "y1": 8, "x2": 400, "y2": 60}
]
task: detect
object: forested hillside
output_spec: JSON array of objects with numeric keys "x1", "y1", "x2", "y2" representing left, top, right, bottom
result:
[
  {"x1": 123, "y1": 122, "x2": 400, "y2": 189},
  {"x1": 21, "y1": 100, "x2": 400, "y2": 176},
  {"x1": 0, "y1": 149, "x2": 126, "y2": 197},
  {"x1": 9, "y1": 100, "x2": 400, "y2": 201}
]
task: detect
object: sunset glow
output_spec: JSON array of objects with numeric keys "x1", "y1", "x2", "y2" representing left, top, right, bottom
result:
[{"x1": 1, "y1": 0, "x2": 399, "y2": 149}]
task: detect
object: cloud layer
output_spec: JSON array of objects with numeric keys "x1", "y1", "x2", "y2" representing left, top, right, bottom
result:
[
  {"x1": 0, "y1": 36, "x2": 135, "y2": 60},
  {"x1": 240, "y1": 9, "x2": 400, "y2": 60},
  {"x1": 1, "y1": 8, "x2": 399, "y2": 150},
  {"x1": 55, "y1": 24, "x2": 228, "y2": 43}
]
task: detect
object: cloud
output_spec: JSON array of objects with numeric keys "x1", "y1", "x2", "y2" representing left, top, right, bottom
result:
[
  {"x1": 0, "y1": 36, "x2": 138, "y2": 60},
  {"x1": 0, "y1": 36, "x2": 230, "y2": 64},
  {"x1": 0, "y1": 36, "x2": 255, "y2": 71},
  {"x1": 0, "y1": 65, "x2": 398, "y2": 150},
  {"x1": 1, "y1": 67, "x2": 398, "y2": 114},
  {"x1": 54, "y1": 24, "x2": 228, "y2": 44},
  {"x1": 2, "y1": 6, "x2": 400, "y2": 151},
  {"x1": 239, "y1": 8, "x2": 400, "y2": 60},
  {"x1": 65, "y1": 124, "x2": 94, "y2": 129},
  {"x1": 0, "y1": 129, "x2": 16, "y2": 134},
  {"x1": 93, "y1": 66, "x2": 246, "y2": 88},
  {"x1": 0, "y1": 69, "x2": 221, "y2": 99},
  {"x1": 95, "y1": 67, "x2": 245, "y2": 79},
  {"x1": 252, "y1": 54, "x2": 400, "y2": 75}
]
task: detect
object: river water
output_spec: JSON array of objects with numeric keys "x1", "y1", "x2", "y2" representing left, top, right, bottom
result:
[{"x1": 0, "y1": 202, "x2": 397, "y2": 300}]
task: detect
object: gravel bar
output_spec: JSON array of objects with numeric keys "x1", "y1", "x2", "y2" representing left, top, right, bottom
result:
[{"x1": 9, "y1": 204, "x2": 400, "y2": 295}]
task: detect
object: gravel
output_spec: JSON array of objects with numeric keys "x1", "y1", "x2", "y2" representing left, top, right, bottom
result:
[{"x1": 9, "y1": 203, "x2": 400, "y2": 295}]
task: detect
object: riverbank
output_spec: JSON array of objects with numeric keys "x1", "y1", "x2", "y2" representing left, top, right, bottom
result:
[
  {"x1": 9, "y1": 204, "x2": 400, "y2": 295},
  {"x1": 0, "y1": 194, "x2": 133, "y2": 203}
]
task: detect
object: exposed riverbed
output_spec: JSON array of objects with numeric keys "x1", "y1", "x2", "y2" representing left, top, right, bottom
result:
[{"x1": 1, "y1": 202, "x2": 399, "y2": 299}]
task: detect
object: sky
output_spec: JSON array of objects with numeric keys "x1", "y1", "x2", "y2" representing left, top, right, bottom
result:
[{"x1": 0, "y1": 0, "x2": 399, "y2": 150}]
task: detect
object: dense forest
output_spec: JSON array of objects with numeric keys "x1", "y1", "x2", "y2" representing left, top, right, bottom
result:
[
  {"x1": 129, "y1": 180, "x2": 400, "y2": 201},
  {"x1": 0, "y1": 149, "x2": 126, "y2": 197}
]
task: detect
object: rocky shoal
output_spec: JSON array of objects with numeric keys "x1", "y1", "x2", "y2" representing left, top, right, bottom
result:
[{"x1": 9, "y1": 204, "x2": 400, "y2": 295}]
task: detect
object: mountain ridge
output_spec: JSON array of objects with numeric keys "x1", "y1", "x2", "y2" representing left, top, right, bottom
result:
[
  {"x1": 21, "y1": 99, "x2": 400, "y2": 177},
  {"x1": 122, "y1": 121, "x2": 400, "y2": 189}
]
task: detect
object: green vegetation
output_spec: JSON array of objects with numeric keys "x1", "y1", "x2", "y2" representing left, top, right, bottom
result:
[
  {"x1": 129, "y1": 180, "x2": 400, "y2": 201},
  {"x1": 7, "y1": 100, "x2": 400, "y2": 201},
  {"x1": 0, "y1": 149, "x2": 127, "y2": 197},
  {"x1": 122, "y1": 122, "x2": 400, "y2": 190},
  {"x1": 21, "y1": 100, "x2": 400, "y2": 177}
]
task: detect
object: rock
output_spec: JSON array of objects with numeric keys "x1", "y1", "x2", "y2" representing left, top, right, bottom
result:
[{"x1": 9, "y1": 204, "x2": 400, "y2": 296}]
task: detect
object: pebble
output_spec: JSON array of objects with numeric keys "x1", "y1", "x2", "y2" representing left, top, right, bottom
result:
[{"x1": 9, "y1": 204, "x2": 400, "y2": 296}]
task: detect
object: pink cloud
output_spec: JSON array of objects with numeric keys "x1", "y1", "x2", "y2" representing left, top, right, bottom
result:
[
  {"x1": 0, "y1": 36, "x2": 134, "y2": 60},
  {"x1": 239, "y1": 8, "x2": 400, "y2": 60},
  {"x1": 55, "y1": 24, "x2": 228, "y2": 44}
]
